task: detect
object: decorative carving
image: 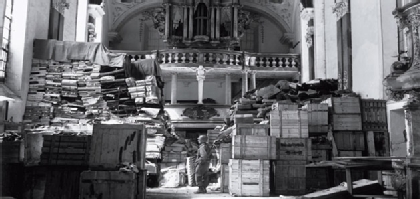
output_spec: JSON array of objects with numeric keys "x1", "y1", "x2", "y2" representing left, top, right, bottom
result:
[
  {"x1": 332, "y1": 1, "x2": 348, "y2": 20},
  {"x1": 141, "y1": 7, "x2": 166, "y2": 36},
  {"x1": 181, "y1": 105, "x2": 220, "y2": 120},
  {"x1": 279, "y1": 33, "x2": 294, "y2": 48},
  {"x1": 196, "y1": 65, "x2": 206, "y2": 81},
  {"x1": 305, "y1": 26, "x2": 314, "y2": 48},
  {"x1": 300, "y1": 8, "x2": 314, "y2": 21},
  {"x1": 52, "y1": 0, "x2": 67, "y2": 15},
  {"x1": 238, "y1": 10, "x2": 254, "y2": 37}
]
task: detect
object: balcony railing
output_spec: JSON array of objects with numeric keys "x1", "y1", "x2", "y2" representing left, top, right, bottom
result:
[{"x1": 110, "y1": 49, "x2": 300, "y2": 69}]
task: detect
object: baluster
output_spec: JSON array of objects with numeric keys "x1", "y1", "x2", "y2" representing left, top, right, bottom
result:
[
  {"x1": 259, "y1": 57, "x2": 264, "y2": 67},
  {"x1": 279, "y1": 57, "x2": 283, "y2": 67},
  {"x1": 229, "y1": 54, "x2": 234, "y2": 66},
  {"x1": 189, "y1": 53, "x2": 194, "y2": 63},
  {"x1": 181, "y1": 53, "x2": 186, "y2": 63},
  {"x1": 285, "y1": 57, "x2": 290, "y2": 68},
  {"x1": 235, "y1": 55, "x2": 240, "y2": 66},
  {"x1": 222, "y1": 54, "x2": 228, "y2": 65},
  {"x1": 173, "y1": 52, "x2": 179, "y2": 63},
  {"x1": 167, "y1": 53, "x2": 173, "y2": 63},
  {"x1": 208, "y1": 53, "x2": 214, "y2": 64},
  {"x1": 264, "y1": 57, "x2": 270, "y2": 67},
  {"x1": 215, "y1": 53, "x2": 221, "y2": 64},
  {"x1": 292, "y1": 57, "x2": 297, "y2": 68}
]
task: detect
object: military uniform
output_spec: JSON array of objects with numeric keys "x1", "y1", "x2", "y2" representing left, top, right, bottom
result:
[{"x1": 195, "y1": 137, "x2": 212, "y2": 193}]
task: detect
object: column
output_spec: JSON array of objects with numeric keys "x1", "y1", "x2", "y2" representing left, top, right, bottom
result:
[
  {"x1": 171, "y1": 73, "x2": 178, "y2": 104},
  {"x1": 210, "y1": 7, "x2": 215, "y2": 39},
  {"x1": 241, "y1": 70, "x2": 248, "y2": 96},
  {"x1": 225, "y1": 74, "x2": 231, "y2": 105},
  {"x1": 164, "y1": 3, "x2": 172, "y2": 40},
  {"x1": 232, "y1": 2, "x2": 239, "y2": 38},
  {"x1": 300, "y1": 8, "x2": 314, "y2": 82},
  {"x1": 215, "y1": 6, "x2": 220, "y2": 39},
  {"x1": 76, "y1": 0, "x2": 88, "y2": 42},
  {"x1": 197, "y1": 66, "x2": 206, "y2": 104},
  {"x1": 404, "y1": 100, "x2": 420, "y2": 199},
  {"x1": 189, "y1": 6, "x2": 194, "y2": 39},
  {"x1": 313, "y1": 0, "x2": 326, "y2": 79},
  {"x1": 183, "y1": 5, "x2": 188, "y2": 39},
  {"x1": 250, "y1": 71, "x2": 256, "y2": 90}
]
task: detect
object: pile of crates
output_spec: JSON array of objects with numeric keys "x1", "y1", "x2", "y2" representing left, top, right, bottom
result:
[{"x1": 79, "y1": 124, "x2": 147, "y2": 199}]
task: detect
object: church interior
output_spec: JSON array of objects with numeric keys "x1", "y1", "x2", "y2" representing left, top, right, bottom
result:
[{"x1": 2, "y1": 0, "x2": 420, "y2": 198}]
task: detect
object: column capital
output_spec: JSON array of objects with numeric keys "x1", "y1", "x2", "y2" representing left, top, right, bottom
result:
[
  {"x1": 249, "y1": 70, "x2": 257, "y2": 75},
  {"x1": 196, "y1": 65, "x2": 206, "y2": 81},
  {"x1": 300, "y1": 8, "x2": 314, "y2": 21},
  {"x1": 332, "y1": 1, "x2": 349, "y2": 21}
]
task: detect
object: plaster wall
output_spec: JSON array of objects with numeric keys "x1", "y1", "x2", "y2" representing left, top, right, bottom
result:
[
  {"x1": 258, "y1": 18, "x2": 290, "y2": 53},
  {"x1": 164, "y1": 80, "x2": 227, "y2": 105},
  {"x1": 6, "y1": 0, "x2": 51, "y2": 121},
  {"x1": 114, "y1": 15, "x2": 143, "y2": 51},
  {"x1": 351, "y1": 0, "x2": 397, "y2": 99},
  {"x1": 63, "y1": 0, "x2": 79, "y2": 41},
  {"x1": 324, "y1": 0, "x2": 338, "y2": 79}
]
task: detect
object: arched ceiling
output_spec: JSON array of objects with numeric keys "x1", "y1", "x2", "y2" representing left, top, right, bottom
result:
[{"x1": 107, "y1": 0, "x2": 298, "y2": 34}]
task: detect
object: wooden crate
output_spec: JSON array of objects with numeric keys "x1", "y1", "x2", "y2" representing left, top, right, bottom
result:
[
  {"x1": 229, "y1": 159, "x2": 270, "y2": 197},
  {"x1": 306, "y1": 166, "x2": 333, "y2": 192},
  {"x1": 40, "y1": 135, "x2": 91, "y2": 166},
  {"x1": 277, "y1": 138, "x2": 312, "y2": 161},
  {"x1": 234, "y1": 114, "x2": 254, "y2": 124},
  {"x1": 361, "y1": 99, "x2": 387, "y2": 131},
  {"x1": 366, "y1": 131, "x2": 390, "y2": 157},
  {"x1": 221, "y1": 164, "x2": 229, "y2": 193},
  {"x1": 79, "y1": 170, "x2": 146, "y2": 199},
  {"x1": 331, "y1": 97, "x2": 361, "y2": 114},
  {"x1": 270, "y1": 110, "x2": 309, "y2": 138},
  {"x1": 332, "y1": 114, "x2": 362, "y2": 131},
  {"x1": 89, "y1": 124, "x2": 146, "y2": 170},
  {"x1": 220, "y1": 143, "x2": 232, "y2": 164},
  {"x1": 272, "y1": 160, "x2": 306, "y2": 195},
  {"x1": 0, "y1": 140, "x2": 24, "y2": 163},
  {"x1": 232, "y1": 124, "x2": 269, "y2": 136},
  {"x1": 161, "y1": 151, "x2": 187, "y2": 163},
  {"x1": 311, "y1": 149, "x2": 331, "y2": 162},
  {"x1": 306, "y1": 104, "x2": 329, "y2": 133},
  {"x1": 272, "y1": 103, "x2": 299, "y2": 111},
  {"x1": 334, "y1": 131, "x2": 365, "y2": 151},
  {"x1": 232, "y1": 135, "x2": 276, "y2": 160}
]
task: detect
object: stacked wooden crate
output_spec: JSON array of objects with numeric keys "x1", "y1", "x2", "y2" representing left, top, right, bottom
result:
[
  {"x1": 219, "y1": 143, "x2": 232, "y2": 193},
  {"x1": 304, "y1": 104, "x2": 329, "y2": 134},
  {"x1": 229, "y1": 124, "x2": 273, "y2": 197},
  {"x1": 161, "y1": 142, "x2": 187, "y2": 170},
  {"x1": 40, "y1": 134, "x2": 91, "y2": 166},
  {"x1": 361, "y1": 99, "x2": 387, "y2": 132},
  {"x1": 79, "y1": 124, "x2": 147, "y2": 199},
  {"x1": 329, "y1": 97, "x2": 362, "y2": 131},
  {"x1": 269, "y1": 103, "x2": 302, "y2": 138},
  {"x1": 0, "y1": 140, "x2": 24, "y2": 163}
]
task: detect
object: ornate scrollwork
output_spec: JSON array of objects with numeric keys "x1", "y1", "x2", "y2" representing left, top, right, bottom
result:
[
  {"x1": 181, "y1": 105, "x2": 220, "y2": 120},
  {"x1": 305, "y1": 26, "x2": 314, "y2": 48},
  {"x1": 238, "y1": 10, "x2": 256, "y2": 38},
  {"x1": 332, "y1": 1, "x2": 348, "y2": 20},
  {"x1": 141, "y1": 7, "x2": 166, "y2": 36}
]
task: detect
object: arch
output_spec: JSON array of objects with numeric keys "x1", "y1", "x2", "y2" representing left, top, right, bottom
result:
[{"x1": 111, "y1": 1, "x2": 293, "y2": 33}]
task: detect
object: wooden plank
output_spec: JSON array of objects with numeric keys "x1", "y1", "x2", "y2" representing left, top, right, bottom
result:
[
  {"x1": 89, "y1": 124, "x2": 146, "y2": 170},
  {"x1": 161, "y1": 151, "x2": 187, "y2": 163},
  {"x1": 220, "y1": 143, "x2": 232, "y2": 164},
  {"x1": 367, "y1": 131, "x2": 376, "y2": 156},
  {"x1": 79, "y1": 171, "x2": 141, "y2": 199},
  {"x1": 332, "y1": 97, "x2": 360, "y2": 114},
  {"x1": 221, "y1": 164, "x2": 229, "y2": 193},
  {"x1": 334, "y1": 131, "x2": 365, "y2": 151},
  {"x1": 229, "y1": 159, "x2": 270, "y2": 197},
  {"x1": 232, "y1": 135, "x2": 276, "y2": 160},
  {"x1": 232, "y1": 124, "x2": 269, "y2": 136},
  {"x1": 272, "y1": 160, "x2": 306, "y2": 195},
  {"x1": 277, "y1": 138, "x2": 311, "y2": 161},
  {"x1": 332, "y1": 114, "x2": 362, "y2": 131}
]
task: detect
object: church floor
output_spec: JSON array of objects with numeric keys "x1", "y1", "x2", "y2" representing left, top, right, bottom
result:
[{"x1": 146, "y1": 187, "x2": 282, "y2": 199}]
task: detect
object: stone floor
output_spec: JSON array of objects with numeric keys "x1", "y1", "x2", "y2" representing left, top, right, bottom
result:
[{"x1": 146, "y1": 187, "x2": 283, "y2": 199}]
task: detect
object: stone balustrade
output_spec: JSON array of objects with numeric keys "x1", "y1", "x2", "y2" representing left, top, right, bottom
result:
[{"x1": 110, "y1": 49, "x2": 300, "y2": 69}]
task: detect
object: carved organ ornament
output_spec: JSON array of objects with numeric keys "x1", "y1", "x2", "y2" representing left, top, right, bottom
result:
[
  {"x1": 142, "y1": 0, "x2": 255, "y2": 49},
  {"x1": 384, "y1": 5, "x2": 420, "y2": 101}
]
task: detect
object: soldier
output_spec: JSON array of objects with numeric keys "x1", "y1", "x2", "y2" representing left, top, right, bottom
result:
[{"x1": 194, "y1": 135, "x2": 212, "y2": 193}]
